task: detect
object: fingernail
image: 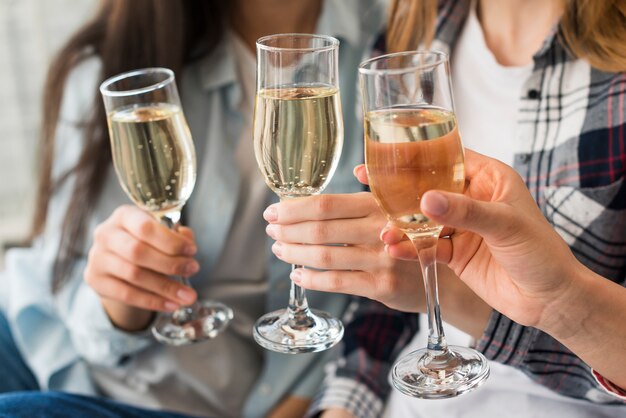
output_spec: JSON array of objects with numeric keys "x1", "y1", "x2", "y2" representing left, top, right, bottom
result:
[
  {"x1": 423, "y1": 192, "x2": 449, "y2": 216},
  {"x1": 185, "y1": 262, "x2": 199, "y2": 276},
  {"x1": 263, "y1": 205, "x2": 278, "y2": 222},
  {"x1": 380, "y1": 227, "x2": 390, "y2": 241},
  {"x1": 164, "y1": 301, "x2": 179, "y2": 311},
  {"x1": 266, "y1": 224, "x2": 278, "y2": 239},
  {"x1": 183, "y1": 245, "x2": 197, "y2": 256},
  {"x1": 290, "y1": 269, "x2": 302, "y2": 284},
  {"x1": 271, "y1": 241, "x2": 282, "y2": 256},
  {"x1": 383, "y1": 244, "x2": 389, "y2": 253},
  {"x1": 177, "y1": 288, "x2": 196, "y2": 303}
]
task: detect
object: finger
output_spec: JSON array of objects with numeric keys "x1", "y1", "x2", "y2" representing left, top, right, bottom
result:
[
  {"x1": 178, "y1": 226, "x2": 196, "y2": 244},
  {"x1": 440, "y1": 226, "x2": 455, "y2": 237},
  {"x1": 266, "y1": 217, "x2": 383, "y2": 245},
  {"x1": 290, "y1": 268, "x2": 408, "y2": 307},
  {"x1": 385, "y1": 240, "x2": 418, "y2": 261},
  {"x1": 290, "y1": 268, "x2": 377, "y2": 297},
  {"x1": 385, "y1": 234, "x2": 456, "y2": 263},
  {"x1": 271, "y1": 242, "x2": 383, "y2": 271},
  {"x1": 113, "y1": 206, "x2": 197, "y2": 256},
  {"x1": 89, "y1": 275, "x2": 181, "y2": 313},
  {"x1": 420, "y1": 190, "x2": 512, "y2": 239},
  {"x1": 353, "y1": 164, "x2": 369, "y2": 185},
  {"x1": 263, "y1": 192, "x2": 378, "y2": 224},
  {"x1": 93, "y1": 250, "x2": 198, "y2": 305},
  {"x1": 380, "y1": 225, "x2": 406, "y2": 245},
  {"x1": 463, "y1": 149, "x2": 495, "y2": 181},
  {"x1": 433, "y1": 237, "x2": 453, "y2": 264},
  {"x1": 103, "y1": 228, "x2": 199, "y2": 277}
]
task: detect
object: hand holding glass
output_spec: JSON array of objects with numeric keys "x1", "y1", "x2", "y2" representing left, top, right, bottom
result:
[
  {"x1": 100, "y1": 68, "x2": 233, "y2": 345},
  {"x1": 359, "y1": 52, "x2": 489, "y2": 398},
  {"x1": 253, "y1": 34, "x2": 344, "y2": 353}
]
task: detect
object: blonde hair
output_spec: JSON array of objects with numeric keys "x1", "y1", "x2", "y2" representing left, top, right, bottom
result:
[
  {"x1": 387, "y1": 0, "x2": 626, "y2": 72},
  {"x1": 386, "y1": 0, "x2": 437, "y2": 53}
]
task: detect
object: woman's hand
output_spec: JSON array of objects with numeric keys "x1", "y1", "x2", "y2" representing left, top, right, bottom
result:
[
  {"x1": 84, "y1": 205, "x2": 199, "y2": 331},
  {"x1": 375, "y1": 150, "x2": 587, "y2": 333},
  {"x1": 263, "y1": 192, "x2": 425, "y2": 312},
  {"x1": 357, "y1": 150, "x2": 626, "y2": 389}
]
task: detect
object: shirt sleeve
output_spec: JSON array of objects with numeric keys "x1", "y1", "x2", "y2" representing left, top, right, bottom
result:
[
  {"x1": 592, "y1": 370, "x2": 626, "y2": 401},
  {"x1": 307, "y1": 298, "x2": 419, "y2": 418},
  {"x1": 476, "y1": 311, "x2": 625, "y2": 404}
]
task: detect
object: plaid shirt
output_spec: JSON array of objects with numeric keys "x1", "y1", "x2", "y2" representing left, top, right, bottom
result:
[{"x1": 309, "y1": 0, "x2": 626, "y2": 416}]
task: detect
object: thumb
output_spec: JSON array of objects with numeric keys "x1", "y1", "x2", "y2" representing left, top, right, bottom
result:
[{"x1": 421, "y1": 190, "x2": 508, "y2": 238}]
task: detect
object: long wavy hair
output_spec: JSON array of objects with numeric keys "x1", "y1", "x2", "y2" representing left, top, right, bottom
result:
[
  {"x1": 387, "y1": 0, "x2": 626, "y2": 72},
  {"x1": 34, "y1": 0, "x2": 229, "y2": 293}
]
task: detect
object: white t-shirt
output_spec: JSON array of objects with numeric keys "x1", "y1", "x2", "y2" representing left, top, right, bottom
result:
[
  {"x1": 453, "y1": 2, "x2": 532, "y2": 167},
  {"x1": 386, "y1": 5, "x2": 620, "y2": 418}
]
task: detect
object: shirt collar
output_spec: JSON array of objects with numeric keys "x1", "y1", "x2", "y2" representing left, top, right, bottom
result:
[
  {"x1": 197, "y1": 31, "x2": 239, "y2": 91},
  {"x1": 196, "y1": 0, "x2": 364, "y2": 91}
]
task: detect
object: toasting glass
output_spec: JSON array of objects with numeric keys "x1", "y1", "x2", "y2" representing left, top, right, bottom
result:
[
  {"x1": 359, "y1": 51, "x2": 489, "y2": 398},
  {"x1": 100, "y1": 68, "x2": 233, "y2": 346},
  {"x1": 253, "y1": 34, "x2": 344, "y2": 353}
]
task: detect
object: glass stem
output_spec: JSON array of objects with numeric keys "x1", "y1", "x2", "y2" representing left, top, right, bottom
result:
[
  {"x1": 159, "y1": 211, "x2": 195, "y2": 321},
  {"x1": 407, "y1": 231, "x2": 449, "y2": 357},
  {"x1": 278, "y1": 196, "x2": 315, "y2": 330},
  {"x1": 287, "y1": 264, "x2": 315, "y2": 329}
]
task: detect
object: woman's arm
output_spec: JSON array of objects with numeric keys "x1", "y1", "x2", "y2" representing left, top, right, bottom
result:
[{"x1": 388, "y1": 150, "x2": 626, "y2": 390}]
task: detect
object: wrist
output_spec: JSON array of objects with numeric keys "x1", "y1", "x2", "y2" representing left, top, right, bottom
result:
[
  {"x1": 102, "y1": 298, "x2": 154, "y2": 332},
  {"x1": 539, "y1": 265, "x2": 626, "y2": 389},
  {"x1": 537, "y1": 261, "x2": 595, "y2": 340}
]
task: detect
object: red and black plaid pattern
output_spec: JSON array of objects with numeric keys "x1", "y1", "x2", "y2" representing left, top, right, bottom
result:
[{"x1": 310, "y1": 0, "x2": 626, "y2": 415}]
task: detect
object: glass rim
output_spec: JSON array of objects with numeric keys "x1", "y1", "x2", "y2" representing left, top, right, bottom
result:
[
  {"x1": 359, "y1": 50, "x2": 449, "y2": 76},
  {"x1": 99, "y1": 67, "x2": 175, "y2": 97},
  {"x1": 256, "y1": 33, "x2": 339, "y2": 53}
]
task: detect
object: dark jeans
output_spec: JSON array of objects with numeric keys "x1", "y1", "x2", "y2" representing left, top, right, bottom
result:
[
  {"x1": 0, "y1": 392, "x2": 202, "y2": 418},
  {"x1": 0, "y1": 312, "x2": 202, "y2": 418},
  {"x1": 0, "y1": 311, "x2": 38, "y2": 393}
]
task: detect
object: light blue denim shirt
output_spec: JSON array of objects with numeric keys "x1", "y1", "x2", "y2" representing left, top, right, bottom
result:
[{"x1": 0, "y1": 0, "x2": 385, "y2": 416}]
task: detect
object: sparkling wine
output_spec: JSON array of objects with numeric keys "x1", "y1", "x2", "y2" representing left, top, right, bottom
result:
[
  {"x1": 108, "y1": 103, "x2": 196, "y2": 216},
  {"x1": 365, "y1": 106, "x2": 464, "y2": 231},
  {"x1": 254, "y1": 86, "x2": 343, "y2": 198}
]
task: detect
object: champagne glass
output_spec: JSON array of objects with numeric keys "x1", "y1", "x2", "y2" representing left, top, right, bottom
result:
[
  {"x1": 359, "y1": 51, "x2": 489, "y2": 398},
  {"x1": 253, "y1": 34, "x2": 344, "y2": 353},
  {"x1": 100, "y1": 68, "x2": 233, "y2": 346}
]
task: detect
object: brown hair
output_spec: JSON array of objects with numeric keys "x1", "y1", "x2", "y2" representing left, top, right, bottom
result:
[
  {"x1": 387, "y1": 0, "x2": 626, "y2": 72},
  {"x1": 35, "y1": 0, "x2": 228, "y2": 293}
]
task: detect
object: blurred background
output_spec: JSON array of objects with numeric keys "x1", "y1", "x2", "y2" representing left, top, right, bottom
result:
[{"x1": 0, "y1": 0, "x2": 96, "y2": 265}]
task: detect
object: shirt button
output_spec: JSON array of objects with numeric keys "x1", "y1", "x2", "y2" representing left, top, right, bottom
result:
[
  {"x1": 527, "y1": 89, "x2": 540, "y2": 99},
  {"x1": 517, "y1": 153, "x2": 532, "y2": 164}
]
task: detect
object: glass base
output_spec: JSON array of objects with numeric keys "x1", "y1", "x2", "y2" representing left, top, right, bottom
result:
[
  {"x1": 392, "y1": 345, "x2": 490, "y2": 399},
  {"x1": 152, "y1": 301, "x2": 234, "y2": 346},
  {"x1": 253, "y1": 308, "x2": 344, "y2": 354}
]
